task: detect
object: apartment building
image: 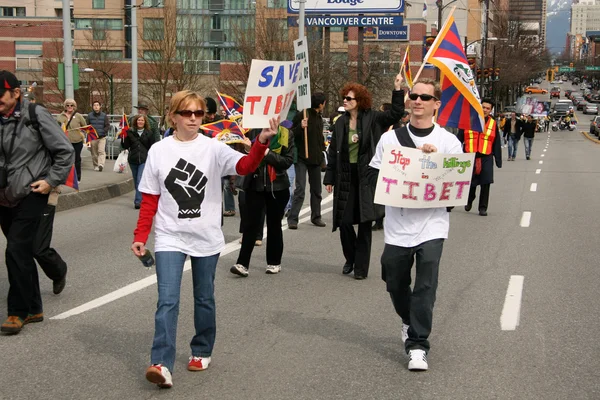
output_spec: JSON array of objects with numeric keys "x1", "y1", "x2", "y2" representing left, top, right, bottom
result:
[{"x1": 508, "y1": 0, "x2": 546, "y2": 46}]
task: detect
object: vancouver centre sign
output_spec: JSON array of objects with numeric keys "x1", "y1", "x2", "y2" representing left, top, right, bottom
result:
[{"x1": 288, "y1": 0, "x2": 404, "y2": 14}]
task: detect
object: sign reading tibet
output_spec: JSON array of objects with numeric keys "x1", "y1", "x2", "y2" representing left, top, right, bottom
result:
[
  {"x1": 243, "y1": 60, "x2": 301, "y2": 129},
  {"x1": 374, "y1": 146, "x2": 475, "y2": 208},
  {"x1": 293, "y1": 37, "x2": 311, "y2": 110},
  {"x1": 288, "y1": 0, "x2": 403, "y2": 14}
]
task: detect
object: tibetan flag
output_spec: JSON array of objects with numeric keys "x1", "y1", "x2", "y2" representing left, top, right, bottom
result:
[
  {"x1": 216, "y1": 91, "x2": 244, "y2": 119},
  {"x1": 424, "y1": 15, "x2": 484, "y2": 132},
  {"x1": 61, "y1": 123, "x2": 79, "y2": 190},
  {"x1": 81, "y1": 125, "x2": 99, "y2": 143},
  {"x1": 200, "y1": 119, "x2": 247, "y2": 144},
  {"x1": 401, "y1": 46, "x2": 414, "y2": 89},
  {"x1": 118, "y1": 113, "x2": 129, "y2": 139}
]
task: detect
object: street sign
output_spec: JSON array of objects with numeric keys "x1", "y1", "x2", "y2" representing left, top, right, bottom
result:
[
  {"x1": 287, "y1": 15, "x2": 403, "y2": 27},
  {"x1": 558, "y1": 67, "x2": 575, "y2": 72},
  {"x1": 364, "y1": 26, "x2": 409, "y2": 41},
  {"x1": 288, "y1": 0, "x2": 404, "y2": 14},
  {"x1": 585, "y1": 66, "x2": 600, "y2": 71}
]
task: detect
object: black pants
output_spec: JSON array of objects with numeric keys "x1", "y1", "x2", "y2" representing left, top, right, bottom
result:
[
  {"x1": 381, "y1": 239, "x2": 444, "y2": 353},
  {"x1": 340, "y1": 222, "x2": 372, "y2": 277},
  {"x1": 287, "y1": 161, "x2": 322, "y2": 224},
  {"x1": 72, "y1": 142, "x2": 83, "y2": 181},
  {"x1": 238, "y1": 190, "x2": 265, "y2": 240},
  {"x1": 236, "y1": 189, "x2": 289, "y2": 268},
  {"x1": 0, "y1": 192, "x2": 49, "y2": 319},
  {"x1": 468, "y1": 183, "x2": 490, "y2": 212},
  {"x1": 34, "y1": 204, "x2": 67, "y2": 282}
]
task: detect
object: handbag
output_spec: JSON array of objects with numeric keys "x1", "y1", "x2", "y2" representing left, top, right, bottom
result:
[{"x1": 114, "y1": 150, "x2": 129, "y2": 174}]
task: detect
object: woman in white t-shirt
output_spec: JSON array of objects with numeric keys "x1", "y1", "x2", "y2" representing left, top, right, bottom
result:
[{"x1": 131, "y1": 90, "x2": 279, "y2": 389}]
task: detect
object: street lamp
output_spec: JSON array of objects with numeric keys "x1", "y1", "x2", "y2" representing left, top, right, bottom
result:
[{"x1": 83, "y1": 67, "x2": 114, "y2": 115}]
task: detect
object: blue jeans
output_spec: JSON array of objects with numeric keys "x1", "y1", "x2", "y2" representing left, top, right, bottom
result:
[
  {"x1": 130, "y1": 163, "x2": 145, "y2": 206},
  {"x1": 151, "y1": 251, "x2": 219, "y2": 372},
  {"x1": 222, "y1": 177, "x2": 235, "y2": 212},
  {"x1": 508, "y1": 136, "x2": 519, "y2": 159},
  {"x1": 285, "y1": 165, "x2": 296, "y2": 211},
  {"x1": 523, "y1": 137, "x2": 533, "y2": 157}
]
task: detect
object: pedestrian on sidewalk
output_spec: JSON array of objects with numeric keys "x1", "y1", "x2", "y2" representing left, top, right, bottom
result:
[
  {"x1": 286, "y1": 93, "x2": 327, "y2": 230},
  {"x1": 34, "y1": 188, "x2": 67, "y2": 295},
  {"x1": 367, "y1": 78, "x2": 462, "y2": 371},
  {"x1": 131, "y1": 90, "x2": 279, "y2": 389},
  {"x1": 457, "y1": 98, "x2": 502, "y2": 216},
  {"x1": 122, "y1": 114, "x2": 157, "y2": 209},
  {"x1": 230, "y1": 123, "x2": 294, "y2": 277},
  {"x1": 0, "y1": 70, "x2": 74, "y2": 335},
  {"x1": 56, "y1": 99, "x2": 86, "y2": 181},
  {"x1": 132, "y1": 103, "x2": 160, "y2": 141},
  {"x1": 87, "y1": 101, "x2": 109, "y2": 172},
  {"x1": 324, "y1": 73, "x2": 405, "y2": 280}
]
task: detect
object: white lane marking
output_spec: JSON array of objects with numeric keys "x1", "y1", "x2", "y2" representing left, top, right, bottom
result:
[
  {"x1": 52, "y1": 196, "x2": 335, "y2": 320},
  {"x1": 530, "y1": 183, "x2": 537, "y2": 192},
  {"x1": 520, "y1": 211, "x2": 531, "y2": 227},
  {"x1": 501, "y1": 275, "x2": 525, "y2": 331},
  {"x1": 541, "y1": 154, "x2": 545, "y2": 157},
  {"x1": 539, "y1": 161, "x2": 543, "y2": 164},
  {"x1": 543, "y1": 149, "x2": 547, "y2": 152},
  {"x1": 535, "y1": 169, "x2": 541, "y2": 174}
]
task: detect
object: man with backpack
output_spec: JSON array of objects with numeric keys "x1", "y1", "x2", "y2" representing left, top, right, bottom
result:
[{"x1": 0, "y1": 70, "x2": 74, "y2": 334}]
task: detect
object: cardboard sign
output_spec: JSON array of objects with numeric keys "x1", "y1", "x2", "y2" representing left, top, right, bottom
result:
[
  {"x1": 374, "y1": 146, "x2": 475, "y2": 208},
  {"x1": 293, "y1": 37, "x2": 312, "y2": 110},
  {"x1": 243, "y1": 59, "x2": 301, "y2": 128}
]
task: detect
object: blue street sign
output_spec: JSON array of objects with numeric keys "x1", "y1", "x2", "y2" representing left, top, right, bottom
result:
[
  {"x1": 376, "y1": 26, "x2": 409, "y2": 41},
  {"x1": 288, "y1": 0, "x2": 404, "y2": 14},
  {"x1": 288, "y1": 16, "x2": 403, "y2": 27}
]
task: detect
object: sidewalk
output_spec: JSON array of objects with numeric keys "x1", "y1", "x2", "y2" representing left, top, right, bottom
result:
[{"x1": 57, "y1": 152, "x2": 134, "y2": 212}]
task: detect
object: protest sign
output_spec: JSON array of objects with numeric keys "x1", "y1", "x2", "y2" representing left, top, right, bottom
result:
[
  {"x1": 243, "y1": 59, "x2": 302, "y2": 128},
  {"x1": 374, "y1": 146, "x2": 475, "y2": 208},
  {"x1": 293, "y1": 37, "x2": 311, "y2": 110}
]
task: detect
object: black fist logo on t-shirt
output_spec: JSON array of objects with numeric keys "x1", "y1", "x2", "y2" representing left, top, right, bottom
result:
[{"x1": 164, "y1": 158, "x2": 208, "y2": 219}]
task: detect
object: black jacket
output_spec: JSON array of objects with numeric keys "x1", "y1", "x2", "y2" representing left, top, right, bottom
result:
[
  {"x1": 242, "y1": 128, "x2": 295, "y2": 192},
  {"x1": 522, "y1": 120, "x2": 536, "y2": 138},
  {"x1": 122, "y1": 128, "x2": 156, "y2": 165},
  {"x1": 323, "y1": 89, "x2": 405, "y2": 231},
  {"x1": 292, "y1": 108, "x2": 325, "y2": 165},
  {"x1": 503, "y1": 118, "x2": 524, "y2": 140}
]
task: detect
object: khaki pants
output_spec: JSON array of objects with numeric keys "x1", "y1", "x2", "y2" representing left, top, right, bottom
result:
[{"x1": 90, "y1": 137, "x2": 106, "y2": 168}]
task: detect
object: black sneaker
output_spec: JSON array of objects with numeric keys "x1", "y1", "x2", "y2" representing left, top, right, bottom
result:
[
  {"x1": 53, "y1": 276, "x2": 66, "y2": 295},
  {"x1": 311, "y1": 219, "x2": 326, "y2": 227},
  {"x1": 342, "y1": 263, "x2": 353, "y2": 275},
  {"x1": 288, "y1": 222, "x2": 298, "y2": 230},
  {"x1": 464, "y1": 204, "x2": 472, "y2": 212},
  {"x1": 479, "y1": 209, "x2": 488, "y2": 216}
]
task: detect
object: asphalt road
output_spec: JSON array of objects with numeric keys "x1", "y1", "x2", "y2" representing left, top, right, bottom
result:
[{"x1": 1, "y1": 99, "x2": 600, "y2": 399}]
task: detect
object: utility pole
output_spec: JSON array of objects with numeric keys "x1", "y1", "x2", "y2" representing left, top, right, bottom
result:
[
  {"x1": 131, "y1": 0, "x2": 138, "y2": 116},
  {"x1": 62, "y1": 0, "x2": 74, "y2": 99},
  {"x1": 479, "y1": 0, "x2": 490, "y2": 98},
  {"x1": 298, "y1": 0, "x2": 305, "y2": 38}
]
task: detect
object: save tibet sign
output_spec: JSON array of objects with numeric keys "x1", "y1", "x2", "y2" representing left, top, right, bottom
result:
[
  {"x1": 374, "y1": 146, "x2": 475, "y2": 208},
  {"x1": 288, "y1": 0, "x2": 404, "y2": 14}
]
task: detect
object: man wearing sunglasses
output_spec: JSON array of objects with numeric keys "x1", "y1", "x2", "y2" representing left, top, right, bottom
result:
[
  {"x1": 457, "y1": 98, "x2": 502, "y2": 216},
  {"x1": 368, "y1": 78, "x2": 463, "y2": 371},
  {"x1": 0, "y1": 70, "x2": 74, "y2": 334}
]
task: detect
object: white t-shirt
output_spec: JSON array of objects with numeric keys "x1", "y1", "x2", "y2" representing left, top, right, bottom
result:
[
  {"x1": 139, "y1": 134, "x2": 243, "y2": 257},
  {"x1": 369, "y1": 123, "x2": 463, "y2": 248}
]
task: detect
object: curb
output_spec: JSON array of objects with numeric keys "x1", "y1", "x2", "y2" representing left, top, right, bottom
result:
[
  {"x1": 57, "y1": 178, "x2": 134, "y2": 212},
  {"x1": 581, "y1": 131, "x2": 600, "y2": 144}
]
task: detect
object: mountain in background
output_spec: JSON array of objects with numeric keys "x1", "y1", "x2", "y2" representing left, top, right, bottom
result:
[{"x1": 546, "y1": 0, "x2": 572, "y2": 55}]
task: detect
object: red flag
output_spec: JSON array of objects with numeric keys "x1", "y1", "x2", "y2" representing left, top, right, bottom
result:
[
  {"x1": 200, "y1": 119, "x2": 247, "y2": 144},
  {"x1": 118, "y1": 113, "x2": 129, "y2": 139},
  {"x1": 80, "y1": 125, "x2": 99, "y2": 143},
  {"x1": 61, "y1": 123, "x2": 79, "y2": 190},
  {"x1": 216, "y1": 91, "x2": 244, "y2": 119}
]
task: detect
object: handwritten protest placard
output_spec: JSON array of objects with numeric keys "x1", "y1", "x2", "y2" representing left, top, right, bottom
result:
[
  {"x1": 242, "y1": 59, "x2": 302, "y2": 128},
  {"x1": 374, "y1": 146, "x2": 475, "y2": 208},
  {"x1": 293, "y1": 37, "x2": 311, "y2": 110}
]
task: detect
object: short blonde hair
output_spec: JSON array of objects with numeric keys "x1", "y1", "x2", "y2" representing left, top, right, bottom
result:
[
  {"x1": 168, "y1": 90, "x2": 206, "y2": 128},
  {"x1": 413, "y1": 78, "x2": 442, "y2": 100},
  {"x1": 64, "y1": 98, "x2": 77, "y2": 110}
]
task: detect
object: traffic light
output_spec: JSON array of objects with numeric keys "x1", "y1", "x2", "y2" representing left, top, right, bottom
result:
[
  {"x1": 467, "y1": 57, "x2": 476, "y2": 70},
  {"x1": 484, "y1": 68, "x2": 491, "y2": 80},
  {"x1": 477, "y1": 68, "x2": 482, "y2": 81},
  {"x1": 570, "y1": 62, "x2": 574, "y2": 68},
  {"x1": 494, "y1": 68, "x2": 500, "y2": 81}
]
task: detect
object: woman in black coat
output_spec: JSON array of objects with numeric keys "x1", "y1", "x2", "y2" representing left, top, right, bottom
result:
[
  {"x1": 323, "y1": 74, "x2": 405, "y2": 279},
  {"x1": 230, "y1": 125, "x2": 295, "y2": 277},
  {"x1": 122, "y1": 114, "x2": 157, "y2": 209}
]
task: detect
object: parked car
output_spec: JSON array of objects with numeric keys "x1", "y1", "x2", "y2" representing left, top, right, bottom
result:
[
  {"x1": 525, "y1": 86, "x2": 548, "y2": 94},
  {"x1": 584, "y1": 104, "x2": 599, "y2": 115},
  {"x1": 577, "y1": 100, "x2": 588, "y2": 111},
  {"x1": 550, "y1": 87, "x2": 561, "y2": 98},
  {"x1": 590, "y1": 116, "x2": 600, "y2": 136}
]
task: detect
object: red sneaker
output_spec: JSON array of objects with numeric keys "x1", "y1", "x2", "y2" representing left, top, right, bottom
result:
[
  {"x1": 188, "y1": 356, "x2": 211, "y2": 371},
  {"x1": 145, "y1": 364, "x2": 173, "y2": 388}
]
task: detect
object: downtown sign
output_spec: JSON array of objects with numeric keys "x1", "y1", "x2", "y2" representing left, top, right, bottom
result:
[{"x1": 288, "y1": 0, "x2": 404, "y2": 14}]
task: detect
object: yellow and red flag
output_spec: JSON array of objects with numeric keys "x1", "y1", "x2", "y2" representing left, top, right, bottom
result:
[
  {"x1": 118, "y1": 113, "x2": 129, "y2": 139},
  {"x1": 401, "y1": 46, "x2": 414, "y2": 89}
]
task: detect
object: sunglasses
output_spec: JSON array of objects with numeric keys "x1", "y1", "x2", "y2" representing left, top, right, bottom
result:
[
  {"x1": 343, "y1": 96, "x2": 356, "y2": 102},
  {"x1": 66, "y1": 104, "x2": 75, "y2": 107},
  {"x1": 408, "y1": 93, "x2": 438, "y2": 101},
  {"x1": 175, "y1": 110, "x2": 205, "y2": 118}
]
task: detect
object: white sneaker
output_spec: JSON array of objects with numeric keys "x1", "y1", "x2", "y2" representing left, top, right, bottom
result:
[
  {"x1": 188, "y1": 356, "x2": 211, "y2": 371},
  {"x1": 93, "y1": 167, "x2": 100, "y2": 171},
  {"x1": 408, "y1": 349, "x2": 428, "y2": 371},
  {"x1": 266, "y1": 265, "x2": 281, "y2": 274},
  {"x1": 401, "y1": 323, "x2": 410, "y2": 343},
  {"x1": 230, "y1": 264, "x2": 248, "y2": 277},
  {"x1": 145, "y1": 364, "x2": 173, "y2": 388}
]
